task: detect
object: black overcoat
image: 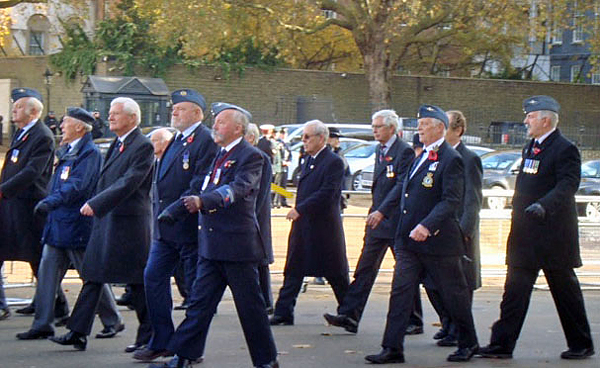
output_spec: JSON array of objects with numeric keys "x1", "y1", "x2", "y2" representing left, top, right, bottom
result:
[
  {"x1": 81, "y1": 128, "x2": 154, "y2": 284},
  {"x1": 0, "y1": 120, "x2": 54, "y2": 262}
]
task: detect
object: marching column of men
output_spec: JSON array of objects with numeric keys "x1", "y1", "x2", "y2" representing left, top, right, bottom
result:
[{"x1": 0, "y1": 87, "x2": 594, "y2": 366}]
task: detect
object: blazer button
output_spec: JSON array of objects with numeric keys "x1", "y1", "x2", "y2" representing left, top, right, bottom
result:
[
  {"x1": 404, "y1": 193, "x2": 409, "y2": 198},
  {"x1": 209, "y1": 228, "x2": 213, "y2": 232},
  {"x1": 198, "y1": 225, "x2": 202, "y2": 230},
  {"x1": 403, "y1": 209, "x2": 407, "y2": 214},
  {"x1": 159, "y1": 199, "x2": 163, "y2": 203}
]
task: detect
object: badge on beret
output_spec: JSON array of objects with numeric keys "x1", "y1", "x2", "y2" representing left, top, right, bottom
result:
[
  {"x1": 426, "y1": 106, "x2": 434, "y2": 111},
  {"x1": 180, "y1": 91, "x2": 187, "y2": 96},
  {"x1": 422, "y1": 172, "x2": 434, "y2": 188}
]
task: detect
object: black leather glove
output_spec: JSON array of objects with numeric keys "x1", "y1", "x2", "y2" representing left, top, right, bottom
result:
[
  {"x1": 157, "y1": 211, "x2": 175, "y2": 225},
  {"x1": 525, "y1": 202, "x2": 546, "y2": 220},
  {"x1": 34, "y1": 201, "x2": 50, "y2": 216}
]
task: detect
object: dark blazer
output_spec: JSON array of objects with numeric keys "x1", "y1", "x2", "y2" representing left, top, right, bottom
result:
[
  {"x1": 81, "y1": 128, "x2": 154, "y2": 284},
  {"x1": 0, "y1": 120, "x2": 54, "y2": 262},
  {"x1": 198, "y1": 139, "x2": 265, "y2": 262},
  {"x1": 257, "y1": 136, "x2": 273, "y2": 162},
  {"x1": 152, "y1": 123, "x2": 217, "y2": 243},
  {"x1": 41, "y1": 133, "x2": 102, "y2": 249},
  {"x1": 256, "y1": 150, "x2": 274, "y2": 265},
  {"x1": 395, "y1": 141, "x2": 465, "y2": 256},
  {"x1": 285, "y1": 147, "x2": 348, "y2": 277},
  {"x1": 507, "y1": 129, "x2": 582, "y2": 270},
  {"x1": 455, "y1": 142, "x2": 483, "y2": 290},
  {"x1": 368, "y1": 137, "x2": 414, "y2": 239}
]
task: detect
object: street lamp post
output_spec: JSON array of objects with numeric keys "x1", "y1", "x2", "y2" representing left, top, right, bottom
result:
[{"x1": 43, "y1": 68, "x2": 52, "y2": 114}]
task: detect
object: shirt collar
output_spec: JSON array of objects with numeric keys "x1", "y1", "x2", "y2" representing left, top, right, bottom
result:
[
  {"x1": 224, "y1": 136, "x2": 243, "y2": 152},
  {"x1": 536, "y1": 128, "x2": 556, "y2": 145},
  {"x1": 424, "y1": 137, "x2": 445, "y2": 152},
  {"x1": 20, "y1": 119, "x2": 38, "y2": 135},
  {"x1": 381, "y1": 134, "x2": 397, "y2": 152},
  {"x1": 68, "y1": 137, "x2": 82, "y2": 152},
  {"x1": 118, "y1": 126, "x2": 137, "y2": 142},
  {"x1": 180, "y1": 121, "x2": 201, "y2": 139},
  {"x1": 452, "y1": 141, "x2": 460, "y2": 149},
  {"x1": 312, "y1": 144, "x2": 327, "y2": 159}
]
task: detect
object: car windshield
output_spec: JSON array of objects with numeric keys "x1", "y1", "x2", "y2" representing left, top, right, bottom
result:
[
  {"x1": 482, "y1": 152, "x2": 520, "y2": 170},
  {"x1": 581, "y1": 161, "x2": 600, "y2": 178},
  {"x1": 344, "y1": 143, "x2": 377, "y2": 158}
]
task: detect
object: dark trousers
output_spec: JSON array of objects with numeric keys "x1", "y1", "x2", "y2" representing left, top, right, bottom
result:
[
  {"x1": 167, "y1": 258, "x2": 277, "y2": 366},
  {"x1": 425, "y1": 286, "x2": 472, "y2": 339},
  {"x1": 258, "y1": 264, "x2": 273, "y2": 310},
  {"x1": 144, "y1": 239, "x2": 198, "y2": 350},
  {"x1": 68, "y1": 282, "x2": 151, "y2": 345},
  {"x1": 338, "y1": 236, "x2": 422, "y2": 327},
  {"x1": 274, "y1": 272, "x2": 349, "y2": 319},
  {"x1": 382, "y1": 249, "x2": 477, "y2": 352},
  {"x1": 490, "y1": 266, "x2": 593, "y2": 352}
]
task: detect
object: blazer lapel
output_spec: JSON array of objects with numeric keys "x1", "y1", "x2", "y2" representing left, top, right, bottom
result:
[{"x1": 102, "y1": 128, "x2": 140, "y2": 173}]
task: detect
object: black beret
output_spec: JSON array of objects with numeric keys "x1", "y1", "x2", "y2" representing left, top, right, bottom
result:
[
  {"x1": 11, "y1": 88, "x2": 43, "y2": 103},
  {"x1": 417, "y1": 104, "x2": 448, "y2": 127},
  {"x1": 211, "y1": 102, "x2": 252, "y2": 121},
  {"x1": 65, "y1": 107, "x2": 95, "y2": 126},
  {"x1": 171, "y1": 89, "x2": 206, "y2": 111},
  {"x1": 328, "y1": 127, "x2": 343, "y2": 138},
  {"x1": 522, "y1": 95, "x2": 560, "y2": 114}
]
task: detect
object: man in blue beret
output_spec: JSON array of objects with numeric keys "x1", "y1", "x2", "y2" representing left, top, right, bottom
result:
[
  {"x1": 479, "y1": 96, "x2": 594, "y2": 360},
  {"x1": 0, "y1": 88, "x2": 55, "y2": 322},
  {"x1": 133, "y1": 88, "x2": 218, "y2": 361},
  {"x1": 16, "y1": 107, "x2": 123, "y2": 341},
  {"x1": 366, "y1": 104, "x2": 479, "y2": 364}
]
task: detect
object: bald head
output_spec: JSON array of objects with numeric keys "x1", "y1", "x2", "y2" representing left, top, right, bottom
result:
[{"x1": 151, "y1": 128, "x2": 174, "y2": 159}]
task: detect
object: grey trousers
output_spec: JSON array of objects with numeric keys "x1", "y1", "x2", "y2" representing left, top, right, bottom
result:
[{"x1": 31, "y1": 244, "x2": 122, "y2": 332}]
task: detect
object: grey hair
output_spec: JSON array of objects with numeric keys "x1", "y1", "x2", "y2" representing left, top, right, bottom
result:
[
  {"x1": 245, "y1": 123, "x2": 260, "y2": 145},
  {"x1": 111, "y1": 97, "x2": 141, "y2": 125},
  {"x1": 230, "y1": 109, "x2": 249, "y2": 135},
  {"x1": 24, "y1": 97, "x2": 44, "y2": 120},
  {"x1": 538, "y1": 110, "x2": 559, "y2": 128},
  {"x1": 371, "y1": 109, "x2": 399, "y2": 132},
  {"x1": 304, "y1": 119, "x2": 329, "y2": 139}
]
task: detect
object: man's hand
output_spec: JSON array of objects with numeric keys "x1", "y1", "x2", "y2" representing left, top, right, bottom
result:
[
  {"x1": 157, "y1": 211, "x2": 175, "y2": 225},
  {"x1": 183, "y1": 196, "x2": 201, "y2": 213},
  {"x1": 286, "y1": 208, "x2": 300, "y2": 221},
  {"x1": 80, "y1": 203, "x2": 94, "y2": 217},
  {"x1": 409, "y1": 224, "x2": 431, "y2": 242},
  {"x1": 366, "y1": 210, "x2": 384, "y2": 229},
  {"x1": 34, "y1": 201, "x2": 50, "y2": 216},
  {"x1": 525, "y1": 202, "x2": 546, "y2": 220}
]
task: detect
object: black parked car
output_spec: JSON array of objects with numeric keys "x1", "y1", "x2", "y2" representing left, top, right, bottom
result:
[
  {"x1": 577, "y1": 160, "x2": 600, "y2": 221},
  {"x1": 481, "y1": 150, "x2": 521, "y2": 210}
]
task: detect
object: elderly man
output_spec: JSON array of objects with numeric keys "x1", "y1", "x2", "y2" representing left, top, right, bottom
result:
[
  {"x1": 150, "y1": 128, "x2": 174, "y2": 159},
  {"x1": 478, "y1": 96, "x2": 594, "y2": 360},
  {"x1": 50, "y1": 97, "x2": 154, "y2": 352},
  {"x1": 133, "y1": 89, "x2": 217, "y2": 362},
  {"x1": 270, "y1": 120, "x2": 349, "y2": 326},
  {"x1": 324, "y1": 109, "x2": 414, "y2": 333},
  {"x1": 365, "y1": 105, "x2": 478, "y2": 364},
  {"x1": 0, "y1": 88, "x2": 55, "y2": 321},
  {"x1": 425, "y1": 110, "x2": 483, "y2": 347},
  {"x1": 245, "y1": 123, "x2": 275, "y2": 314},
  {"x1": 151, "y1": 103, "x2": 278, "y2": 368},
  {"x1": 16, "y1": 108, "x2": 123, "y2": 341}
]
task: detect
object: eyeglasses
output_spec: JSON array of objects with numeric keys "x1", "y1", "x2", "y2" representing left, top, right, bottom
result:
[
  {"x1": 372, "y1": 124, "x2": 386, "y2": 129},
  {"x1": 302, "y1": 134, "x2": 315, "y2": 140}
]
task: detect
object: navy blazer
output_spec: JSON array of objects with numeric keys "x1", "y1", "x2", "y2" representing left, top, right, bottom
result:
[
  {"x1": 256, "y1": 150, "x2": 274, "y2": 265},
  {"x1": 152, "y1": 123, "x2": 217, "y2": 243},
  {"x1": 41, "y1": 133, "x2": 102, "y2": 249},
  {"x1": 367, "y1": 137, "x2": 414, "y2": 239},
  {"x1": 198, "y1": 139, "x2": 265, "y2": 262},
  {"x1": 395, "y1": 141, "x2": 465, "y2": 256},
  {"x1": 507, "y1": 129, "x2": 582, "y2": 270}
]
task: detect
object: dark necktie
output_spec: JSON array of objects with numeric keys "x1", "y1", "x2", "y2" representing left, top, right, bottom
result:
[
  {"x1": 303, "y1": 156, "x2": 313, "y2": 174},
  {"x1": 158, "y1": 135, "x2": 185, "y2": 177},
  {"x1": 12, "y1": 128, "x2": 23, "y2": 145},
  {"x1": 379, "y1": 145, "x2": 386, "y2": 163}
]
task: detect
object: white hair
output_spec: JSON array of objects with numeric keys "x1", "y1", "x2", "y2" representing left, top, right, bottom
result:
[
  {"x1": 538, "y1": 110, "x2": 559, "y2": 128},
  {"x1": 24, "y1": 97, "x2": 44, "y2": 120},
  {"x1": 372, "y1": 109, "x2": 399, "y2": 132},
  {"x1": 245, "y1": 123, "x2": 260, "y2": 145},
  {"x1": 111, "y1": 97, "x2": 141, "y2": 125},
  {"x1": 304, "y1": 119, "x2": 329, "y2": 139}
]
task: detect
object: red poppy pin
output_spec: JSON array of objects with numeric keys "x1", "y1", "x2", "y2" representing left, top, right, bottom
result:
[
  {"x1": 119, "y1": 143, "x2": 125, "y2": 153},
  {"x1": 187, "y1": 133, "x2": 195, "y2": 144},
  {"x1": 22, "y1": 133, "x2": 29, "y2": 142},
  {"x1": 224, "y1": 160, "x2": 236, "y2": 168},
  {"x1": 427, "y1": 150, "x2": 438, "y2": 161},
  {"x1": 533, "y1": 147, "x2": 541, "y2": 155},
  {"x1": 385, "y1": 156, "x2": 393, "y2": 162}
]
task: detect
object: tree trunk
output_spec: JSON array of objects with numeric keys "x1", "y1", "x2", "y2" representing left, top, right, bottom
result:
[{"x1": 358, "y1": 34, "x2": 392, "y2": 113}]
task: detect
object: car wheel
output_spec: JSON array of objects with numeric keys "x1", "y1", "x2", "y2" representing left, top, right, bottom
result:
[
  {"x1": 585, "y1": 202, "x2": 600, "y2": 221},
  {"x1": 486, "y1": 185, "x2": 507, "y2": 210},
  {"x1": 352, "y1": 171, "x2": 363, "y2": 191}
]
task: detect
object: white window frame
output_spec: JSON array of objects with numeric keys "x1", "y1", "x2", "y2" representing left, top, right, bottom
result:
[
  {"x1": 571, "y1": 65, "x2": 581, "y2": 82},
  {"x1": 550, "y1": 65, "x2": 561, "y2": 82},
  {"x1": 592, "y1": 73, "x2": 600, "y2": 85}
]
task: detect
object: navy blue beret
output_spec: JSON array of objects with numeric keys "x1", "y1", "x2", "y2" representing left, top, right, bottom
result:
[
  {"x1": 66, "y1": 107, "x2": 95, "y2": 125},
  {"x1": 211, "y1": 102, "x2": 252, "y2": 121},
  {"x1": 329, "y1": 127, "x2": 342, "y2": 138},
  {"x1": 11, "y1": 88, "x2": 43, "y2": 103},
  {"x1": 171, "y1": 89, "x2": 206, "y2": 111},
  {"x1": 417, "y1": 104, "x2": 448, "y2": 127},
  {"x1": 522, "y1": 95, "x2": 560, "y2": 114}
]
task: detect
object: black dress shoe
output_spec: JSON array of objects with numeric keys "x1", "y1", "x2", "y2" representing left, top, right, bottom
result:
[
  {"x1": 148, "y1": 355, "x2": 198, "y2": 368},
  {"x1": 365, "y1": 347, "x2": 405, "y2": 364},
  {"x1": 477, "y1": 344, "x2": 513, "y2": 359},
  {"x1": 16, "y1": 329, "x2": 54, "y2": 340},
  {"x1": 437, "y1": 335, "x2": 458, "y2": 347},
  {"x1": 0, "y1": 308, "x2": 11, "y2": 321},
  {"x1": 54, "y1": 315, "x2": 69, "y2": 327},
  {"x1": 133, "y1": 347, "x2": 173, "y2": 361},
  {"x1": 15, "y1": 304, "x2": 35, "y2": 315},
  {"x1": 95, "y1": 322, "x2": 125, "y2": 338},
  {"x1": 49, "y1": 331, "x2": 87, "y2": 351},
  {"x1": 125, "y1": 342, "x2": 145, "y2": 353},
  {"x1": 447, "y1": 344, "x2": 478, "y2": 362},
  {"x1": 266, "y1": 306, "x2": 274, "y2": 315},
  {"x1": 433, "y1": 328, "x2": 447, "y2": 340},
  {"x1": 255, "y1": 360, "x2": 279, "y2": 368},
  {"x1": 560, "y1": 347, "x2": 595, "y2": 359},
  {"x1": 405, "y1": 324, "x2": 424, "y2": 335},
  {"x1": 323, "y1": 313, "x2": 358, "y2": 333},
  {"x1": 115, "y1": 292, "x2": 132, "y2": 306},
  {"x1": 269, "y1": 315, "x2": 293, "y2": 326}
]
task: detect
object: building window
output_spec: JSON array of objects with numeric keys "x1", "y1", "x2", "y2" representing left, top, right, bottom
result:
[
  {"x1": 573, "y1": 5, "x2": 584, "y2": 43},
  {"x1": 592, "y1": 73, "x2": 600, "y2": 85},
  {"x1": 550, "y1": 65, "x2": 561, "y2": 81},
  {"x1": 571, "y1": 65, "x2": 581, "y2": 82},
  {"x1": 28, "y1": 31, "x2": 44, "y2": 55}
]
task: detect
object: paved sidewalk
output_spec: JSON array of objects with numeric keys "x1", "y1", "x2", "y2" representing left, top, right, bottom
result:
[{"x1": 0, "y1": 278, "x2": 598, "y2": 368}]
